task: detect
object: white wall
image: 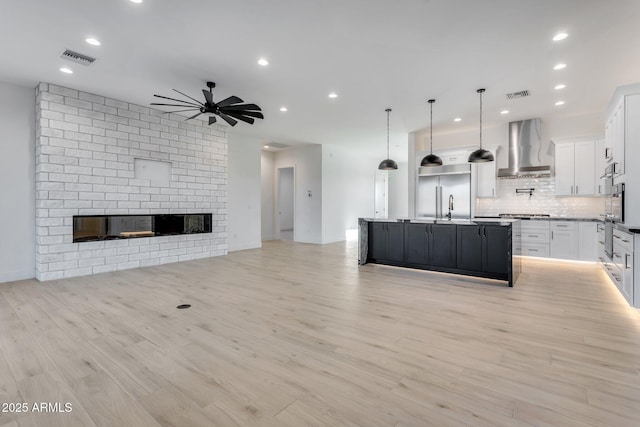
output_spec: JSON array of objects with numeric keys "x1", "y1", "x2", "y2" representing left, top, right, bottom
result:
[
  {"x1": 227, "y1": 132, "x2": 262, "y2": 251},
  {"x1": 388, "y1": 161, "x2": 408, "y2": 218},
  {"x1": 0, "y1": 82, "x2": 35, "y2": 282},
  {"x1": 321, "y1": 144, "x2": 381, "y2": 244},
  {"x1": 273, "y1": 145, "x2": 322, "y2": 244},
  {"x1": 261, "y1": 150, "x2": 276, "y2": 240}
]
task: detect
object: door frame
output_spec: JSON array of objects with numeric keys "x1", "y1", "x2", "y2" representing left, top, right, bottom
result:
[{"x1": 276, "y1": 166, "x2": 296, "y2": 240}]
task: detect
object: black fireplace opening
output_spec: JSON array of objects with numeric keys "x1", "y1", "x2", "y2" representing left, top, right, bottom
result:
[{"x1": 73, "y1": 213, "x2": 212, "y2": 242}]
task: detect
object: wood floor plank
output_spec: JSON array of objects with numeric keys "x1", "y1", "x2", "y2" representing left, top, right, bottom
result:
[{"x1": 0, "y1": 240, "x2": 638, "y2": 426}]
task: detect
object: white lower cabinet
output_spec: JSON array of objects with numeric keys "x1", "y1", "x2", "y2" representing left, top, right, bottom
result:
[
  {"x1": 519, "y1": 220, "x2": 600, "y2": 261},
  {"x1": 521, "y1": 221, "x2": 550, "y2": 258},
  {"x1": 550, "y1": 221, "x2": 577, "y2": 260},
  {"x1": 612, "y1": 229, "x2": 634, "y2": 305}
]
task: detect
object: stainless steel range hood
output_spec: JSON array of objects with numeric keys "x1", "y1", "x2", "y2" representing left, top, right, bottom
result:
[{"x1": 497, "y1": 118, "x2": 551, "y2": 178}]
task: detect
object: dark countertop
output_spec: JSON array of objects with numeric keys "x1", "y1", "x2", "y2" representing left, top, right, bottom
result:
[
  {"x1": 614, "y1": 223, "x2": 640, "y2": 234},
  {"x1": 359, "y1": 217, "x2": 518, "y2": 226}
]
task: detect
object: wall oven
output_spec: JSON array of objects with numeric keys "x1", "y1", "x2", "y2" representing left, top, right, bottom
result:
[{"x1": 603, "y1": 163, "x2": 624, "y2": 259}]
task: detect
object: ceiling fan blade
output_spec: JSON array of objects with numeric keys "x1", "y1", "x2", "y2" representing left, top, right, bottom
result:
[
  {"x1": 221, "y1": 103, "x2": 262, "y2": 112},
  {"x1": 153, "y1": 94, "x2": 202, "y2": 107},
  {"x1": 208, "y1": 116, "x2": 217, "y2": 125},
  {"x1": 225, "y1": 109, "x2": 264, "y2": 119},
  {"x1": 224, "y1": 111, "x2": 255, "y2": 124},
  {"x1": 186, "y1": 112, "x2": 203, "y2": 120},
  {"x1": 216, "y1": 95, "x2": 244, "y2": 108},
  {"x1": 217, "y1": 113, "x2": 238, "y2": 127},
  {"x1": 151, "y1": 103, "x2": 202, "y2": 107},
  {"x1": 202, "y1": 89, "x2": 213, "y2": 105},
  {"x1": 161, "y1": 108, "x2": 200, "y2": 114},
  {"x1": 172, "y1": 89, "x2": 204, "y2": 106}
]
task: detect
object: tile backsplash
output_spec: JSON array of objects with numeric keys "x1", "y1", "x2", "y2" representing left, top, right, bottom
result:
[{"x1": 476, "y1": 177, "x2": 604, "y2": 218}]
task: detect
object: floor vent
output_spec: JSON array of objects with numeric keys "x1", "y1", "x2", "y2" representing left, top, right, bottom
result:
[
  {"x1": 60, "y1": 49, "x2": 96, "y2": 66},
  {"x1": 506, "y1": 90, "x2": 530, "y2": 99}
]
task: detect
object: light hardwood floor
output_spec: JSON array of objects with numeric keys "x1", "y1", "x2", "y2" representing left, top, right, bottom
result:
[{"x1": 1, "y1": 239, "x2": 640, "y2": 426}]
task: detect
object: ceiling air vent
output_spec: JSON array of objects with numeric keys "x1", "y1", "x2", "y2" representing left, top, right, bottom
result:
[
  {"x1": 505, "y1": 90, "x2": 530, "y2": 99},
  {"x1": 60, "y1": 49, "x2": 96, "y2": 66}
]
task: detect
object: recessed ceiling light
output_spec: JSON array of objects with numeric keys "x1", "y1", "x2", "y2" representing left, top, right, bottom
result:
[
  {"x1": 59, "y1": 67, "x2": 73, "y2": 74},
  {"x1": 500, "y1": 110, "x2": 510, "y2": 115},
  {"x1": 85, "y1": 38, "x2": 101, "y2": 46},
  {"x1": 328, "y1": 92, "x2": 338, "y2": 99},
  {"x1": 553, "y1": 32, "x2": 568, "y2": 41},
  {"x1": 554, "y1": 84, "x2": 566, "y2": 90},
  {"x1": 130, "y1": 0, "x2": 142, "y2": 3},
  {"x1": 280, "y1": 107, "x2": 288, "y2": 112},
  {"x1": 553, "y1": 63, "x2": 567, "y2": 70},
  {"x1": 264, "y1": 145, "x2": 270, "y2": 148},
  {"x1": 555, "y1": 101, "x2": 565, "y2": 106},
  {"x1": 453, "y1": 117, "x2": 461, "y2": 122},
  {"x1": 258, "y1": 58, "x2": 269, "y2": 66}
]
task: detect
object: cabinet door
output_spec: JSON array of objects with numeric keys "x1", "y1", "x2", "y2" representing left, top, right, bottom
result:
[
  {"x1": 622, "y1": 251, "x2": 633, "y2": 305},
  {"x1": 386, "y1": 222, "x2": 405, "y2": 262},
  {"x1": 550, "y1": 229, "x2": 577, "y2": 260},
  {"x1": 429, "y1": 224, "x2": 457, "y2": 268},
  {"x1": 482, "y1": 225, "x2": 509, "y2": 276},
  {"x1": 457, "y1": 225, "x2": 482, "y2": 271},
  {"x1": 613, "y1": 101, "x2": 625, "y2": 175},
  {"x1": 595, "y1": 139, "x2": 606, "y2": 195},
  {"x1": 574, "y1": 141, "x2": 595, "y2": 196},
  {"x1": 404, "y1": 223, "x2": 428, "y2": 264},
  {"x1": 476, "y1": 162, "x2": 496, "y2": 198},
  {"x1": 578, "y1": 222, "x2": 598, "y2": 261},
  {"x1": 369, "y1": 222, "x2": 387, "y2": 260},
  {"x1": 555, "y1": 143, "x2": 575, "y2": 196}
]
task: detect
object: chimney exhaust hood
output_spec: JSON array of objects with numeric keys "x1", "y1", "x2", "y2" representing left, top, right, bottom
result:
[{"x1": 497, "y1": 118, "x2": 551, "y2": 178}]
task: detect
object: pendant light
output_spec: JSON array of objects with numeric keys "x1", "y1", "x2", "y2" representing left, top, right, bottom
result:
[
  {"x1": 468, "y1": 88, "x2": 495, "y2": 163},
  {"x1": 420, "y1": 99, "x2": 443, "y2": 167},
  {"x1": 378, "y1": 108, "x2": 398, "y2": 170}
]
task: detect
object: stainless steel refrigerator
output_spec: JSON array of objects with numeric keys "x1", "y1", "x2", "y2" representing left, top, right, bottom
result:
[{"x1": 417, "y1": 163, "x2": 471, "y2": 219}]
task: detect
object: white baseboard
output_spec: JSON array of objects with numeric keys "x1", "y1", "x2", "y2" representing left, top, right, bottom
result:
[
  {"x1": 228, "y1": 241, "x2": 262, "y2": 252},
  {"x1": 0, "y1": 268, "x2": 36, "y2": 284}
]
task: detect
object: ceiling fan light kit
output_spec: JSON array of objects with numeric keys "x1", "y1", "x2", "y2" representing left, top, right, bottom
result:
[
  {"x1": 468, "y1": 88, "x2": 494, "y2": 163},
  {"x1": 378, "y1": 108, "x2": 398, "y2": 170},
  {"x1": 420, "y1": 99, "x2": 443, "y2": 167},
  {"x1": 150, "y1": 81, "x2": 263, "y2": 127}
]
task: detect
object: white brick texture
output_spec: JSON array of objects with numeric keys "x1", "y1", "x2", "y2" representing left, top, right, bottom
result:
[{"x1": 35, "y1": 83, "x2": 228, "y2": 281}]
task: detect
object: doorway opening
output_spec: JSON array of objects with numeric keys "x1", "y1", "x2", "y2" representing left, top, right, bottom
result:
[
  {"x1": 278, "y1": 167, "x2": 294, "y2": 240},
  {"x1": 374, "y1": 171, "x2": 388, "y2": 219}
]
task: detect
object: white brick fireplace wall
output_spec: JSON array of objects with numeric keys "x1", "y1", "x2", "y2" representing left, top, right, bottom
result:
[{"x1": 35, "y1": 83, "x2": 227, "y2": 281}]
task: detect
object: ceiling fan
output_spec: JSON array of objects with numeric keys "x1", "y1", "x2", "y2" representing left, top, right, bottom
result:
[{"x1": 150, "y1": 81, "x2": 263, "y2": 127}]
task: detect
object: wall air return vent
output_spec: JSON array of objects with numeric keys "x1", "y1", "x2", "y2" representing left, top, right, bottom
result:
[
  {"x1": 60, "y1": 49, "x2": 96, "y2": 66},
  {"x1": 505, "y1": 90, "x2": 530, "y2": 99}
]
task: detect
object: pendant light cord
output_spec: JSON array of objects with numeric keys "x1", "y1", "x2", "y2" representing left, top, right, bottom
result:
[
  {"x1": 478, "y1": 89, "x2": 484, "y2": 150},
  {"x1": 386, "y1": 108, "x2": 391, "y2": 158},
  {"x1": 429, "y1": 102, "x2": 433, "y2": 154}
]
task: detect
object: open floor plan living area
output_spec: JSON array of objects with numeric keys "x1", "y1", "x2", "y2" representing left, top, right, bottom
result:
[{"x1": 1, "y1": 1, "x2": 640, "y2": 426}]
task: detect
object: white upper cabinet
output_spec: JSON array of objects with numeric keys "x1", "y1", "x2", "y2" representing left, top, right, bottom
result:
[
  {"x1": 605, "y1": 100, "x2": 625, "y2": 176},
  {"x1": 553, "y1": 140, "x2": 595, "y2": 196},
  {"x1": 475, "y1": 145, "x2": 500, "y2": 198}
]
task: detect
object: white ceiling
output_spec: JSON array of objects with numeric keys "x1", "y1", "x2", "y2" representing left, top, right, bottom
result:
[{"x1": 1, "y1": 0, "x2": 640, "y2": 154}]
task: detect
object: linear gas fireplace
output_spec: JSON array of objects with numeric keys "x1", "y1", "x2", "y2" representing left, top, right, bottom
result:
[{"x1": 73, "y1": 214, "x2": 212, "y2": 243}]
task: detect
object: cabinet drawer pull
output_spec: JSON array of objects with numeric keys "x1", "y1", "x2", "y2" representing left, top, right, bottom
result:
[
  {"x1": 625, "y1": 254, "x2": 631, "y2": 269},
  {"x1": 527, "y1": 234, "x2": 539, "y2": 238},
  {"x1": 622, "y1": 239, "x2": 630, "y2": 243},
  {"x1": 529, "y1": 249, "x2": 538, "y2": 252},
  {"x1": 556, "y1": 225, "x2": 568, "y2": 228}
]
